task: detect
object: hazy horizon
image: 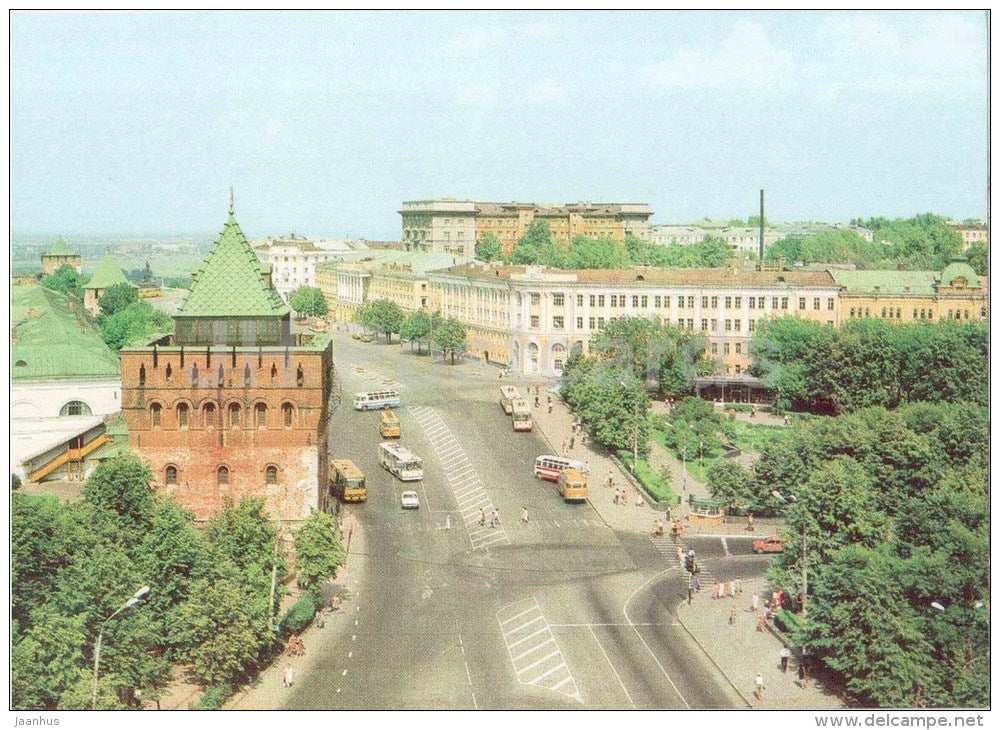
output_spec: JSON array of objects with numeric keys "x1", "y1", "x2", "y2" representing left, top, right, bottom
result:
[{"x1": 12, "y1": 11, "x2": 988, "y2": 238}]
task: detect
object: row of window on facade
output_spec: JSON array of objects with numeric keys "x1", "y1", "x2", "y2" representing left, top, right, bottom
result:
[
  {"x1": 138, "y1": 362, "x2": 305, "y2": 388},
  {"x1": 527, "y1": 314, "x2": 833, "y2": 333},
  {"x1": 148, "y1": 401, "x2": 297, "y2": 429},
  {"x1": 164, "y1": 464, "x2": 279, "y2": 487},
  {"x1": 847, "y1": 307, "x2": 980, "y2": 320},
  {"x1": 539, "y1": 293, "x2": 837, "y2": 311}
]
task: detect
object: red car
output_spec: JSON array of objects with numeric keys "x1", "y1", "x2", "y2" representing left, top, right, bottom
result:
[{"x1": 753, "y1": 535, "x2": 784, "y2": 554}]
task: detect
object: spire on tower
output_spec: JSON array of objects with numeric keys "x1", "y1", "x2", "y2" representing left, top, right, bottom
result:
[{"x1": 229, "y1": 186, "x2": 235, "y2": 216}]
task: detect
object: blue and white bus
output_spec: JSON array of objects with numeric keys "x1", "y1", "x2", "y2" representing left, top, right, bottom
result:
[{"x1": 354, "y1": 389, "x2": 401, "y2": 411}]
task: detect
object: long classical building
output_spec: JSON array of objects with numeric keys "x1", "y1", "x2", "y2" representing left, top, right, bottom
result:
[
  {"x1": 427, "y1": 264, "x2": 842, "y2": 377},
  {"x1": 400, "y1": 199, "x2": 653, "y2": 258},
  {"x1": 120, "y1": 202, "x2": 333, "y2": 521},
  {"x1": 252, "y1": 234, "x2": 366, "y2": 302}
]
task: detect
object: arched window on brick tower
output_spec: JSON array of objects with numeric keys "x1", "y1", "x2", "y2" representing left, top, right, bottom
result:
[
  {"x1": 165, "y1": 465, "x2": 177, "y2": 485},
  {"x1": 296, "y1": 364, "x2": 304, "y2": 387},
  {"x1": 217, "y1": 465, "x2": 229, "y2": 485},
  {"x1": 177, "y1": 403, "x2": 189, "y2": 429},
  {"x1": 150, "y1": 402, "x2": 162, "y2": 428},
  {"x1": 266, "y1": 465, "x2": 278, "y2": 485},
  {"x1": 203, "y1": 402, "x2": 216, "y2": 429},
  {"x1": 229, "y1": 403, "x2": 241, "y2": 429},
  {"x1": 254, "y1": 402, "x2": 267, "y2": 429},
  {"x1": 282, "y1": 402, "x2": 294, "y2": 428}
]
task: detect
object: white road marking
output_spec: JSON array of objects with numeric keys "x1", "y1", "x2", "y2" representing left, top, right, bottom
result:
[
  {"x1": 342, "y1": 669, "x2": 347, "y2": 676},
  {"x1": 623, "y1": 568, "x2": 691, "y2": 709},
  {"x1": 409, "y1": 406, "x2": 509, "y2": 550},
  {"x1": 496, "y1": 597, "x2": 582, "y2": 702},
  {"x1": 588, "y1": 625, "x2": 636, "y2": 709},
  {"x1": 348, "y1": 651, "x2": 353, "y2": 658}
]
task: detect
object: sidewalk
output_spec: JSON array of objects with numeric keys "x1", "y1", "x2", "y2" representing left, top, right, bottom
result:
[
  {"x1": 675, "y1": 577, "x2": 843, "y2": 710},
  {"x1": 225, "y1": 510, "x2": 365, "y2": 710}
]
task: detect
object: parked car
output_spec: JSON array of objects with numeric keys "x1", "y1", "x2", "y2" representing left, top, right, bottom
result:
[
  {"x1": 753, "y1": 535, "x2": 784, "y2": 554},
  {"x1": 400, "y1": 490, "x2": 420, "y2": 509}
]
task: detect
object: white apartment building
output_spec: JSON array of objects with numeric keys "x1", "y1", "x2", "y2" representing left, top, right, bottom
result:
[
  {"x1": 428, "y1": 264, "x2": 842, "y2": 378},
  {"x1": 399, "y1": 200, "x2": 477, "y2": 258},
  {"x1": 253, "y1": 235, "x2": 367, "y2": 301}
]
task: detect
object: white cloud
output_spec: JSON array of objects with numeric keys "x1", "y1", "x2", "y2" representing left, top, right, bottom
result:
[
  {"x1": 528, "y1": 80, "x2": 569, "y2": 106},
  {"x1": 447, "y1": 28, "x2": 505, "y2": 54},
  {"x1": 815, "y1": 12, "x2": 987, "y2": 96},
  {"x1": 644, "y1": 21, "x2": 793, "y2": 89}
]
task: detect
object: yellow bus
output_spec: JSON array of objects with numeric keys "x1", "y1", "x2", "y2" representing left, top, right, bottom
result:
[
  {"x1": 379, "y1": 409, "x2": 401, "y2": 438},
  {"x1": 330, "y1": 459, "x2": 367, "y2": 503},
  {"x1": 557, "y1": 468, "x2": 589, "y2": 503}
]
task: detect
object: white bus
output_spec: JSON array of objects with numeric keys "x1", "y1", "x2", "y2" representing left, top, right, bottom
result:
[
  {"x1": 511, "y1": 398, "x2": 533, "y2": 432},
  {"x1": 500, "y1": 385, "x2": 521, "y2": 415},
  {"x1": 379, "y1": 441, "x2": 424, "y2": 481},
  {"x1": 533, "y1": 455, "x2": 589, "y2": 482},
  {"x1": 354, "y1": 389, "x2": 401, "y2": 411}
]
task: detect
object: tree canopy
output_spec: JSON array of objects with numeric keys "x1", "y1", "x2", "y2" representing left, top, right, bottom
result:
[
  {"x1": 358, "y1": 299, "x2": 406, "y2": 342},
  {"x1": 98, "y1": 282, "x2": 139, "y2": 316},
  {"x1": 430, "y1": 316, "x2": 467, "y2": 364},
  {"x1": 400, "y1": 309, "x2": 433, "y2": 354},
  {"x1": 289, "y1": 286, "x2": 329, "y2": 318},
  {"x1": 41, "y1": 264, "x2": 85, "y2": 301},
  {"x1": 99, "y1": 301, "x2": 172, "y2": 351},
  {"x1": 511, "y1": 221, "x2": 565, "y2": 266},
  {"x1": 475, "y1": 232, "x2": 503, "y2": 262}
]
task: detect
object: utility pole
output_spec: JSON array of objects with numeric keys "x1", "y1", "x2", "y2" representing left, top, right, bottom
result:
[{"x1": 758, "y1": 189, "x2": 765, "y2": 268}]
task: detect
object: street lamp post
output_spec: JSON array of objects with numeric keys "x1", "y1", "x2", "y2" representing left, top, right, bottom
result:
[{"x1": 92, "y1": 585, "x2": 150, "y2": 710}]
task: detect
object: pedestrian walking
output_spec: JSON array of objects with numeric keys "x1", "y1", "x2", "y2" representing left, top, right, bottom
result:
[
  {"x1": 798, "y1": 662, "x2": 808, "y2": 689},
  {"x1": 728, "y1": 580, "x2": 737, "y2": 599},
  {"x1": 752, "y1": 592, "x2": 760, "y2": 613},
  {"x1": 283, "y1": 664, "x2": 295, "y2": 688},
  {"x1": 534, "y1": 395, "x2": 540, "y2": 408},
  {"x1": 561, "y1": 439, "x2": 568, "y2": 455},
  {"x1": 747, "y1": 512, "x2": 755, "y2": 532},
  {"x1": 606, "y1": 473, "x2": 613, "y2": 490},
  {"x1": 444, "y1": 515, "x2": 451, "y2": 530},
  {"x1": 783, "y1": 415, "x2": 790, "y2": 427},
  {"x1": 780, "y1": 646, "x2": 792, "y2": 673},
  {"x1": 479, "y1": 508, "x2": 486, "y2": 527},
  {"x1": 548, "y1": 401, "x2": 553, "y2": 414},
  {"x1": 692, "y1": 575, "x2": 700, "y2": 592},
  {"x1": 729, "y1": 605, "x2": 737, "y2": 625},
  {"x1": 754, "y1": 673, "x2": 765, "y2": 701},
  {"x1": 665, "y1": 505, "x2": 672, "y2": 522},
  {"x1": 490, "y1": 509, "x2": 499, "y2": 528},
  {"x1": 676, "y1": 546, "x2": 684, "y2": 565},
  {"x1": 569, "y1": 435, "x2": 575, "y2": 450},
  {"x1": 521, "y1": 506, "x2": 529, "y2": 524},
  {"x1": 581, "y1": 434, "x2": 588, "y2": 447},
  {"x1": 621, "y1": 488, "x2": 629, "y2": 506},
  {"x1": 614, "y1": 487, "x2": 621, "y2": 505}
]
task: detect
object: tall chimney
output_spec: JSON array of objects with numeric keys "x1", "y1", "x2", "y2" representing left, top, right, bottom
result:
[{"x1": 759, "y1": 189, "x2": 765, "y2": 267}]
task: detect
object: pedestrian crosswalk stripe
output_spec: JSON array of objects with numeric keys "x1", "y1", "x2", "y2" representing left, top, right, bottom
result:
[{"x1": 495, "y1": 598, "x2": 582, "y2": 703}]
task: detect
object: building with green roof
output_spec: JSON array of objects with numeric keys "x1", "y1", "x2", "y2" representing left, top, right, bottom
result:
[
  {"x1": 12, "y1": 285, "x2": 123, "y2": 483},
  {"x1": 174, "y1": 203, "x2": 292, "y2": 345},
  {"x1": 40, "y1": 237, "x2": 82, "y2": 276},
  {"x1": 831, "y1": 258, "x2": 987, "y2": 323},
  {"x1": 82, "y1": 252, "x2": 137, "y2": 315}
]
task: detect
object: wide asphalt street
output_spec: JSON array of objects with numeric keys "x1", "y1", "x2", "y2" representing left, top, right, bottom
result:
[{"x1": 283, "y1": 331, "x2": 763, "y2": 710}]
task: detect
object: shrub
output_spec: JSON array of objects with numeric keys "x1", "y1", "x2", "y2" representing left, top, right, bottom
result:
[
  {"x1": 193, "y1": 684, "x2": 233, "y2": 710},
  {"x1": 279, "y1": 589, "x2": 321, "y2": 636}
]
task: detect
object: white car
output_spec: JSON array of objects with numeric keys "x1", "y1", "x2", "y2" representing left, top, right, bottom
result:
[{"x1": 400, "y1": 491, "x2": 420, "y2": 509}]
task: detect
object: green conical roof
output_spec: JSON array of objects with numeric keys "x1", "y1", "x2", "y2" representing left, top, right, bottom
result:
[
  {"x1": 48, "y1": 238, "x2": 74, "y2": 255},
  {"x1": 84, "y1": 253, "x2": 133, "y2": 290},
  {"x1": 177, "y1": 208, "x2": 290, "y2": 318}
]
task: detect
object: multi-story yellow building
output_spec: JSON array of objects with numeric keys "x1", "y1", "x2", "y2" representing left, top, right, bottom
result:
[
  {"x1": 401, "y1": 199, "x2": 653, "y2": 259},
  {"x1": 427, "y1": 264, "x2": 841, "y2": 377},
  {"x1": 947, "y1": 222, "x2": 988, "y2": 251},
  {"x1": 832, "y1": 260, "x2": 988, "y2": 323},
  {"x1": 316, "y1": 251, "x2": 472, "y2": 323}
]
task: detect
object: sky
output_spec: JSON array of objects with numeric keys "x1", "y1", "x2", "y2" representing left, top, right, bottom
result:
[{"x1": 10, "y1": 10, "x2": 990, "y2": 238}]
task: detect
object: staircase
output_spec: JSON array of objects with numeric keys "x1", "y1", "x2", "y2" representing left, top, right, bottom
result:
[{"x1": 29, "y1": 434, "x2": 109, "y2": 483}]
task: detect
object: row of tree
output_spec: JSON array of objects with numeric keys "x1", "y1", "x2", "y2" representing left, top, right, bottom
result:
[
  {"x1": 768, "y1": 214, "x2": 976, "y2": 273},
  {"x1": 11, "y1": 454, "x2": 346, "y2": 709},
  {"x1": 560, "y1": 318, "x2": 712, "y2": 455},
  {"x1": 750, "y1": 317, "x2": 988, "y2": 414},
  {"x1": 356, "y1": 299, "x2": 468, "y2": 363},
  {"x1": 476, "y1": 222, "x2": 734, "y2": 270},
  {"x1": 706, "y1": 401, "x2": 988, "y2": 707}
]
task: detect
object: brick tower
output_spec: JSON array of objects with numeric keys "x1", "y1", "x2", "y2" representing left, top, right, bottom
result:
[{"x1": 120, "y1": 198, "x2": 332, "y2": 521}]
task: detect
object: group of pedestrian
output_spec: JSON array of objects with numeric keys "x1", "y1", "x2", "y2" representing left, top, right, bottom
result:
[
  {"x1": 613, "y1": 486, "x2": 630, "y2": 505},
  {"x1": 479, "y1": 508, "x2": 501, "y2": 528}
]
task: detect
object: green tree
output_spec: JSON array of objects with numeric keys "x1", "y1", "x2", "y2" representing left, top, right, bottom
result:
[
  {"x1": 566, "y1": 235, "x2": 630, "y2": 269},
  {"x1": 294, "y1": 510, "x2": 347, "y2": 589},
  {"x1": 965, "y1": 241, "x2": 987, "y2": 276},
  {"x1": 765, "y1": 236, "x2": 803, "y2": 264},
  {"x1": 57, "y1": 670, "x2": 127, "y2": 710},
  {"x1": 41, "y1": 264, "x2": 84, "y2": 300},
  {"x1": 358, "y1": 299, "x2": 405, "y2": 342},
  {"x1": 475, "y1": 232, "x2": 503, "y2": 262},
  {"x1": 172, "y1": 576, "x2": 275, "y2": 689},
  {"x1": 695, "y1": 236, "x2": 732, "y2": 267},
  {"x1": 289, "y1": 286, "x2": 329, "y2": 318},
  {"x1": 11, "y1": 608, "x2": 88, "y2": 709},
  {"x1": 100, "y1": 301, "x2": 172, "y2": 350},
  {"x1": 204, "y1": 498, "x2": 282, "y2": 591},
  {"x1": 400, "y1": 309, "x2": 433, "y2": 354},
  {"x1": 706, "y1": 460, "x2": 754, "y2": 508},
  {"x1": 511, "y1": 221, "x2": 564, "y2": 266},
  {"x1": 98, "y1": 281, "x2": 139, "y2": 316},
  {"x1": 431, "y1": 317, "x2": 467, "y2": 364},
  {"x1": 83, "y1": 453, "x2": 156, "y2": 535},
  {"x1": 562, "y1": 363, "x2": 651, "y2": 456}
]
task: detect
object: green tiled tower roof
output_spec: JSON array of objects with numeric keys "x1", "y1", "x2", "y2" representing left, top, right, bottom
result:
[
  {"x1": 11, "y1": 285, "x2": 121, "y2": 380},
  {"x1": 178, "y1": 203, "x2": 290, "y2": 318},
  {"x1": 48, "y1": 238, "x2": 74, "y2": 255},
  {"x1": 84, "y1": 252, "x2": 134, "y2": 290}
]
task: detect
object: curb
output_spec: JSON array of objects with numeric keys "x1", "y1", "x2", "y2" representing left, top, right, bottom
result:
[{"x1": 673, "y1": 604, "x2": 755, "y2": 709}]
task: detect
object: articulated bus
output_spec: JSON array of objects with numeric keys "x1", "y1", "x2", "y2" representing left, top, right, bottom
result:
[
  {"x1": 379, "y1": 441, "x2": 424, "y2": 481},
  {"x1": 330, "y1": 459, "x2": 367, "y2": 503},
  {"x1": 354, "y1": 389, "x2": 401, "y2": 411},
  {"x1": 500, "y1": 385, "x2": 521, "y2": 415},
  {"x1": 511, "y1": 398, "x2": 533, "y2": 432},
  {"x1": 533, "y1": 455, "x2": 589, "y2": 482}
]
